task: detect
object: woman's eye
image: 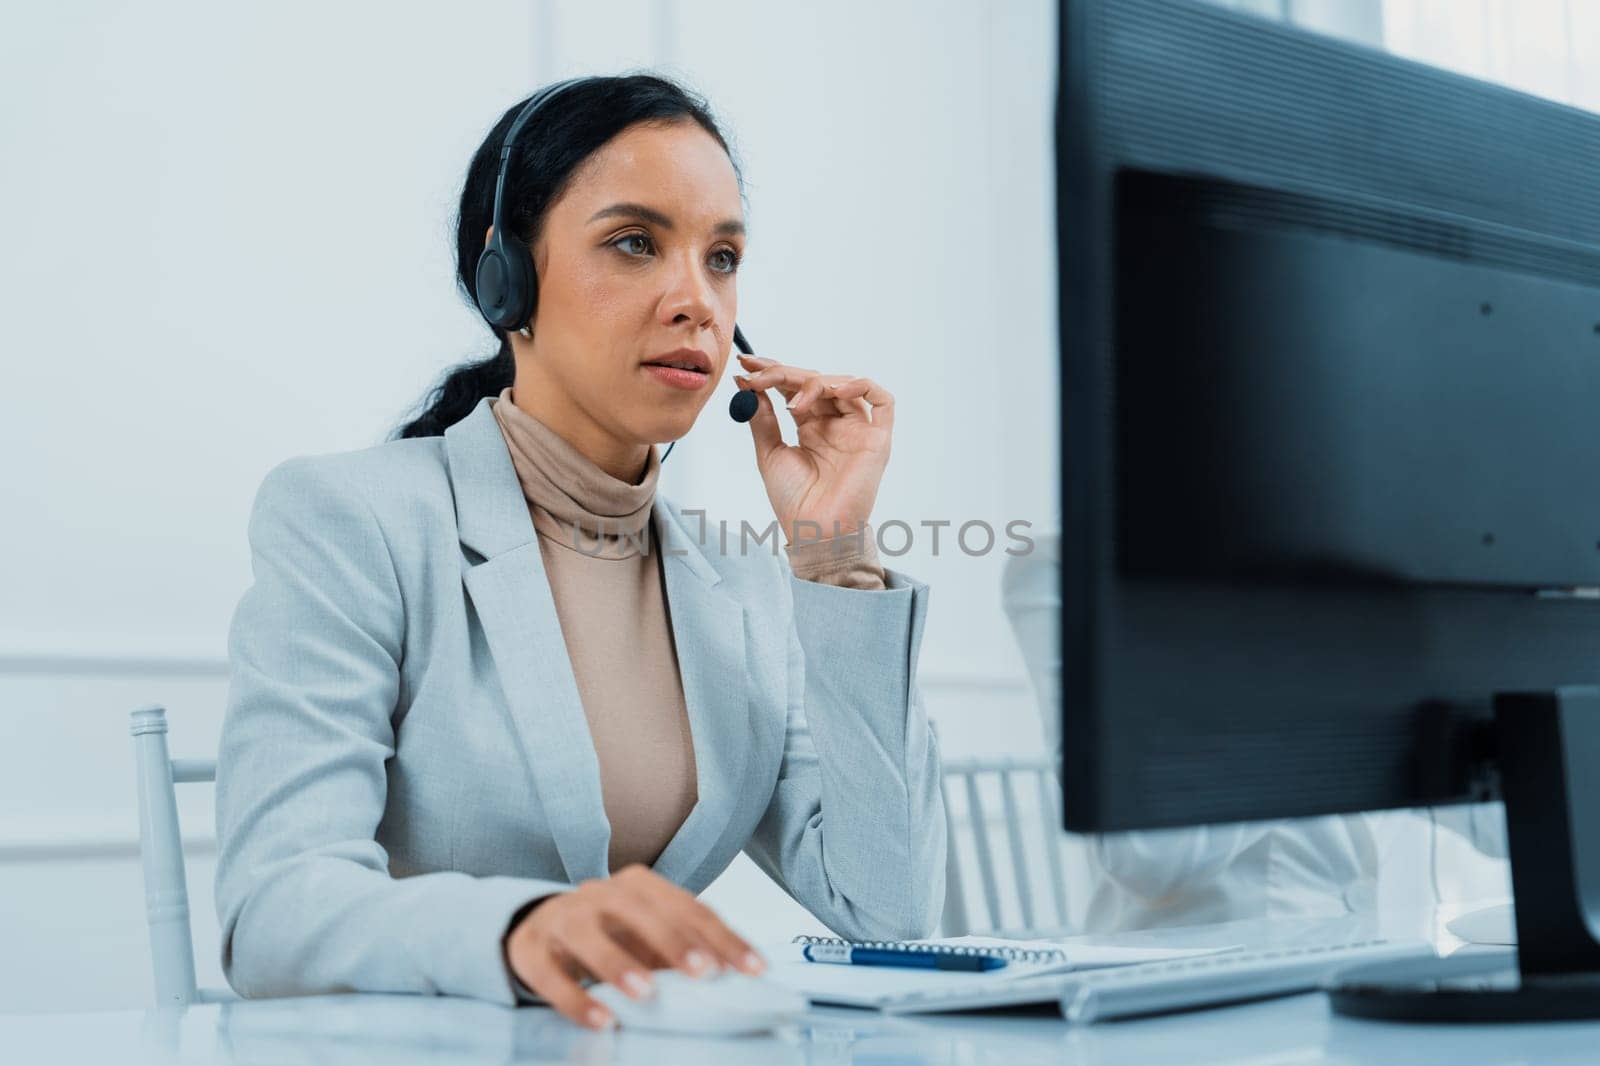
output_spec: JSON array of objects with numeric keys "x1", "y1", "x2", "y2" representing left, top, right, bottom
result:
[
  {"x1": 613, "y1": 234, "x2": 652, "y2": 256},
  {"x1": 612, "y1": 233, "x2": 739, "y2": 274}
]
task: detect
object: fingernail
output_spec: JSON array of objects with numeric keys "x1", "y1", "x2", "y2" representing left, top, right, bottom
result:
[
  {"x1": 621, "y1": 971, "x2": 654, "y2": 1000},
  {"x1": 741, "y1": 952, "x2": 766, "y2": 975},
  {"x1": 685, "y1": 949, "x2": 711, "y2": 975},
  {"x1": 785, "y1": 400, "x2": 797, "y2": 409},
  {"x1": 587, "y1": 1006, "x2": 615, "y2": 1030}
]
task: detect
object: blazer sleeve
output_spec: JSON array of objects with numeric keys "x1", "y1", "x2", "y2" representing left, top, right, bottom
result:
[
  {"x1": 214, "y1": 457, "x2": 571, "y2": 1005},
  {"x1": 741, "y1": 558, "x2": 947, "y2": 940}
]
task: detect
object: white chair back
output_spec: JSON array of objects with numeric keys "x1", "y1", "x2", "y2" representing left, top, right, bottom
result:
[
  {"x1": 130, "y1": 706, "x2": 227, "y2": 1006},
  {"x1": 939, "y1": 753, "x2": 1072, "y2": 938}
]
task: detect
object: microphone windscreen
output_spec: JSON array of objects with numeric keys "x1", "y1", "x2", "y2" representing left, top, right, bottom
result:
[{"x1": 729, "y1": 389, "x2": 760, "y2": 423}]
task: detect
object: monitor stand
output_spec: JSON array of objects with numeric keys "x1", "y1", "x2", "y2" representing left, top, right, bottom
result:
[{"x1": 1331, "y1": 687, "x2": 1600, "y2": 1022}]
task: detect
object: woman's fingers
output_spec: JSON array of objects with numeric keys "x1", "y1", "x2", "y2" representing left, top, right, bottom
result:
[
  {"x1": 737, "y1": 365, "x2": 813, "y2": 403},
  {"x1": 554, "y1": 920, "x2": 657, "y2": 1001},
  {"x1": 610, "y1": 900, "x2": 706, "y2": 975},
  {"x1": 505, "y1": 869, "x2": 761, "y2": 1031},
  {"x1": 623, "y1": 894, "x2": 724, "y2": 976},
  {"x1": 814, "y1": 379, "x2": 870, "y2": 421},
  {"x1": 788, "y1": 374, "x2": 854, "y2": 415},
  {"x1": 735, "y1": 354, "x2": 832, "y2": 401},
  {"x1": 733, "y1": 375, "x2": 786, "y2": 459},
  {"x1": 634, "y1": 872, "x2": 760, "y2": 975},
  {"x1": 605, "y1": 868, "x2": 716, "y2": 975},
  {"x1": 829, "y1": 389, "x2": 873, "y2": 420},
  {"x1": 738, "y1": 366, "x2": 853, "y2": 416},
  {"x1": 606, "y1": 921, "x2": 675, "y2": 971},
  {"x1": 678, "y1": 896, "x2": 765, "y2": 975},
  {"x1": 828, "y1": 376, "x2": 894, "y2": 429},
  {"x1": 524, "y1": 942, "x2": 615, "y2": 1030},
  {"x1": 612, "y1": 866, "x2": 751, "y2": 976},
  {"x1": 735, "y1": 355, "x2": 888, "y2": 424}
]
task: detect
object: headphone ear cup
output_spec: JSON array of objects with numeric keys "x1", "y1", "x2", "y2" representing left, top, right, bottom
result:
[{"x1": 474, "y1": 233, "x2": 536, "y2": 330}]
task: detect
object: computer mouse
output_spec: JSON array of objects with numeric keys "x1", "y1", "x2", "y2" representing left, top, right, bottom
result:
[{"x1": 589, "y1": 968, "x2": 809, "y2": 1036}]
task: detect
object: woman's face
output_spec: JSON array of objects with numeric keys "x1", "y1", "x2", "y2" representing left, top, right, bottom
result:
[{"x1": 505, "y1": 118, "x2": 745, "y2": 479}]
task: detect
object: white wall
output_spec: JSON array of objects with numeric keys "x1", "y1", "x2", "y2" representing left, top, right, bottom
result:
[
  {"x1": 2, "y1": 0, "x2": 1535, "y2": 1017},
  {"x1": 1383, "y1": 0, "x2": 1600, "y2": 114},
  {"x1": 1212, "y1": 0, "x2": 1600, "y2": 116},
  {"x1": 0, "y1": 0, "x2": 1058, "y2": 1013}
]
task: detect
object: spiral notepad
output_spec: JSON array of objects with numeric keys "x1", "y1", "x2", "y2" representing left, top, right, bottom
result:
[
  {"x1": 775, "y1": 935, "x2": 1235, "y2": 1011},
  {"x1": 791, "y1": 934, "x2": 1070, "y2": 965}
]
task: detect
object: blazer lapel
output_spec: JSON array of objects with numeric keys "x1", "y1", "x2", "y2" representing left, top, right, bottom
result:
[
  {"x1": 444, "y1": 396, "x2": 754, "y2": 890},
  {"x1": 647, "y1": 501, "x2": 751, "y2": 889},
  {"x1": 446, "y1": 398, "x2": 611, "y2": 884}
]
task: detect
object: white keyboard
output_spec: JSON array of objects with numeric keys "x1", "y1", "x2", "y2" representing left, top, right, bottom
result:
[{"x1": 885, "y1": 937, "x2": 1465, "y2": 1022}]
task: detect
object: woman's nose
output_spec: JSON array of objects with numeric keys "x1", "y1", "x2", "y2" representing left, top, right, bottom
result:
[{"x1": 659, "y1": 256, "x2": 717, "y2": 327}]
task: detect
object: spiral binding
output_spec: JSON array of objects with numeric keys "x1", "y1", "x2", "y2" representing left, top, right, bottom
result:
[{"x1": 791, "y1": 935, "x2": 1068, "y2": 964}]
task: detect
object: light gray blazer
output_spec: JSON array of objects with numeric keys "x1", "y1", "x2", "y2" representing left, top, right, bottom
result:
[{"x1": 213, "y1": 396, "x2": 945, "y2": 1005}]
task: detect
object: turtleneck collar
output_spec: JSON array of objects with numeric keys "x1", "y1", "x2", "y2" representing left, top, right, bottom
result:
[{"x1": 491, "y1": 386, "x2": 660, "y2": 560}]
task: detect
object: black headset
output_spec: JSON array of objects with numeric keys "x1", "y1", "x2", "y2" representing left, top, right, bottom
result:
[{"x1": 473, "y1": 78, "x2": 761, "y2": 464}]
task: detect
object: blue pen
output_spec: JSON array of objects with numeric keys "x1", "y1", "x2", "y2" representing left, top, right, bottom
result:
[{"x1": 802, "y1": 943, "x2": 1008, "y2": 972}]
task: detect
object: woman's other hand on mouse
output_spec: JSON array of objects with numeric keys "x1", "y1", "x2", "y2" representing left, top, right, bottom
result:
[{"x1": 503, "y1": 863, "x2": 766, "y2": 1029}]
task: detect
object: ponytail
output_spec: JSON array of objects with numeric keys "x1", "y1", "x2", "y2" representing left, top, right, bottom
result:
[{"x1": 394, "y1": 338, "x2": 515, "y2": 440}]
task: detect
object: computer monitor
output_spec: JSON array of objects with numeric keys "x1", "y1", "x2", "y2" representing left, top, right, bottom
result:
[{"x1": 1056, "y1": 0, "x2": 1600, "y2": 1016}]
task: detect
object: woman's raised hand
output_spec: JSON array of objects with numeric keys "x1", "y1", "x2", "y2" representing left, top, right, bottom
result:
[
  {"x1": 733, "y1": 352, "x2": 895, "y2": 547},
  {"x1": 502, "y1": 863, "x2": 765, "y2": 1029}
]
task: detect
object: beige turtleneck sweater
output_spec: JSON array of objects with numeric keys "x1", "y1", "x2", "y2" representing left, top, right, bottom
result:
[{"x1": 490, "y1": 387, "x2": 886, "y2": 872}]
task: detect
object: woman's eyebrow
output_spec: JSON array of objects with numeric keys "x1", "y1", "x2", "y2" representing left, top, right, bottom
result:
[{"x1": 586, "y1": 202, "x2": 745, "y2": 238}]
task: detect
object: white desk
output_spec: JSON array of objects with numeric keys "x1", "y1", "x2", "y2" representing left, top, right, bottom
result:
[
  {"x1": 8, "y1": 989, "x2": 1600, "y2": 1065},
  {"x1": 9, "y1": 916, "x2": 1600, "y2": 1065}
]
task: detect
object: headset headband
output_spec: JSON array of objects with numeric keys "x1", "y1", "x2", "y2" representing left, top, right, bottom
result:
[{"x1": 488, "y1": 77, "x2": 587, "y2": 243}]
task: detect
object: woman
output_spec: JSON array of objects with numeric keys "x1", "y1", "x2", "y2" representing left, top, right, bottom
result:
[{"x1": 213, "y1": 74, "x2": 945, "y2": 1030}]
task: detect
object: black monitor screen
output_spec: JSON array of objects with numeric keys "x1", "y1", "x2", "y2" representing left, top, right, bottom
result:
[{"x1": 1056, "y1": 0, "x2": 1600, "y2": 832}]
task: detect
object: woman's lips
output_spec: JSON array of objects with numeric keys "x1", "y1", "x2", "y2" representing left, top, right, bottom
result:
[{"x1": 642, "y1": 364, "x2": 711, "y2": 391}]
